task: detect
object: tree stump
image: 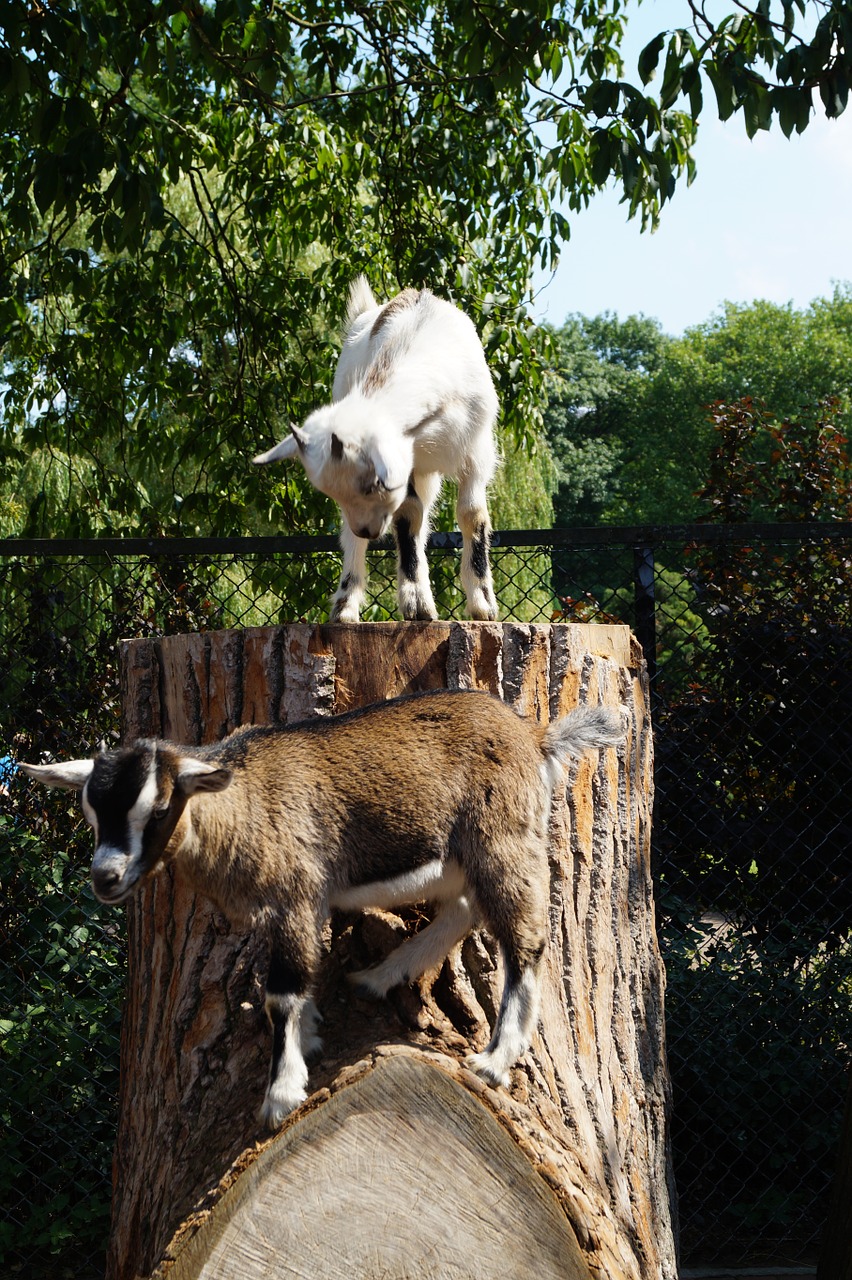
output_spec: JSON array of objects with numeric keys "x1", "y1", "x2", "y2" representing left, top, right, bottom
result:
[{"x1": 108, "y1": 621, "x2": 674, "y2": 1280}]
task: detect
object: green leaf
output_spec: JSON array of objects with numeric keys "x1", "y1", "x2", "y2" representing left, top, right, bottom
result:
[
  {"x1": 706, "y1": 61, "x2": 738, "y2": 121},
  {"x1": 32, "y1": 156, "x2": 62, "y2": 215},
  {"x1": 638, "y1": 32, "x2": 666, "y2": 85}
]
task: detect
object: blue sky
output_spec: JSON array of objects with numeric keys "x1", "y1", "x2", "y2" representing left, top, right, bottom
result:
[{"x1": 531, "y1": 2, "x2": 852, "y2": 336}]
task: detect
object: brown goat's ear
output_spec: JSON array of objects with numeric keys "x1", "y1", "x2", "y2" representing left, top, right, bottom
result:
[
  {"x1": 19, "y1": 759, "x2": 94, "y2": 791},
  {"x1": 175, "y1": 758, "x2": 233, "y2": 796},
  {"x1": 330, "y1": 432, "x2": 344, "y2": 461}
]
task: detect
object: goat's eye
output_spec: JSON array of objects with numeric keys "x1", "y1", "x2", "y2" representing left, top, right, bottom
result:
[{"x1": 153, "y1": 805, "x2": 170, "y2": 822}]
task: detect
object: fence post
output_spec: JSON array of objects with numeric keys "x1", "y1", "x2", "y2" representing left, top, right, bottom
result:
[{"x1": 633, "y1": 543, "x2": 656, "y2": 688}]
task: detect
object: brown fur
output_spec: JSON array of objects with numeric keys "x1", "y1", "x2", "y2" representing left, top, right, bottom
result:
[
  {"x1": 369, "y1": 288, "x2": 422, "y2": 340},
  {"x1": 25, "y1": 689, "x2": 621, "y2": 1124},
  {"x1": 161, "y1": 692, "x2": 552, "y2": 944}
]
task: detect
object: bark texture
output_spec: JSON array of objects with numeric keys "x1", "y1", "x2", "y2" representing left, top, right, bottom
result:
[{"x1": 107, "y1": 621, "x2": 675, "y2": 1280}]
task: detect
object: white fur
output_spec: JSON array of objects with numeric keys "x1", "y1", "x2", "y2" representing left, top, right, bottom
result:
[
  {"x1": 262, "y1": 992, "x2": 312, "y2": 1125},
  {"x1": 467, "y1": 967, "x2": 541, "y2": 1088},
  {"x1": 254, "y1": 278, "x2": 500, "y2": 623},
  {"x1": 329, "y1": 857, "x2": 465, "y2": 912}
]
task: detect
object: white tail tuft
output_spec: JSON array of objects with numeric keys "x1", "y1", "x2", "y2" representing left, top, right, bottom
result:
[
  {"x1": 542, "y1": 705, "x2": 623, "y2": 764},
  {"x1": 347, "y1": 275, "x2": 377, "y2": 323}
]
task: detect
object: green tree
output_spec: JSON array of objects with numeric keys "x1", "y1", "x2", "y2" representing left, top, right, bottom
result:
[
  {"x1": 544, "y1": 286, "x2": 852, "y2": 526},
  {"x1": 543, "y1": 311, "x2": 667, "y2": 525},
  {"x1": 1, "y1": 1, "x2": 849, "y2": 538}
]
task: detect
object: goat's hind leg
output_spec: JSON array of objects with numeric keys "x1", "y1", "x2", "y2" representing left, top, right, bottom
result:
[
  {"x1": 457, "y1": 469, "x2": 497, "y2": 621},
  {"x1": 466, "y1": 948, "x2": 543, "y2": 1088},
  {"x1": 465, "y1": 844, "x2": 547, "y2": 1087},
  {"x1": 349, "y1": 895, "x2": 474, "y2": 998}
]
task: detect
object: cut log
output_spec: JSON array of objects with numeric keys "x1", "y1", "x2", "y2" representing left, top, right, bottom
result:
[
  {"x1": 108, "y1": 621, "x2": 675, "y2": 1280},
  {"x1": 161, "y1": 1055, "x2": 593, "y2": 1280}
]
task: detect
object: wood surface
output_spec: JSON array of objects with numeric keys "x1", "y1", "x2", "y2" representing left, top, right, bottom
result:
[
  {"x1": 108, "y1": 621, "x2": 675, "y2": 1280},
  {"x1": 161, "y1": 1054, "x2": 593, "y2": 1280}
]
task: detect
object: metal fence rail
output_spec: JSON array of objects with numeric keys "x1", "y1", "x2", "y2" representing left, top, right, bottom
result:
[{"x1": 1, "y1": 524, "x2": 850, "y2": 1277}]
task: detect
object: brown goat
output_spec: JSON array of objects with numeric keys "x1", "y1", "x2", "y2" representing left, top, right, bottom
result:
[{"x1": 21, "y1": 689, "x2": 622, "y2": 1127}]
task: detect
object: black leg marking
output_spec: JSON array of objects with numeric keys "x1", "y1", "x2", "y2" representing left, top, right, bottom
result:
[
  {"x1": 268, "y1": 1005, "x2": 287, "y2": 1085},
  {"x1": 471, "y1": 521, "x2": 490, "y2": 580},
  {"x1": 268, "y1": 950, "x2": 310, "y2": 999},
  {"x1": 331, "y1": 573, "x2": 361, "y2": 622},
  {"x1": 394, "y1": 515, "x2": 419, "y2": 582}
]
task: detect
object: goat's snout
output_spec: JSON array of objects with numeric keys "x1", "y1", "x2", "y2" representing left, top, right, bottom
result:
[
  {"x1": 91, "y1": 847, "x2": 137, "y2": 904},
  {"x1": 92, "y1": 865, "x2": 122, "y2": 899},
  {"x1": 354, "y1": 515, "x2": 391, "y2": 541}
]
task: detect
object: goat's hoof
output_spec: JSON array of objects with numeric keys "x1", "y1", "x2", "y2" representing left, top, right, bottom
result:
[
  {"x1": 399, "y1": 589, "x2": 438, "y2": 622},
  {"x1": 330, "y1": 607, "x2": 361, "y2": 624},
  {"x1": 465, "y1": 588, "x2": 498, "y2": 622},
  {"x1": 466, "y1": 1051, "x2": 510, "y2": 1090},
  {"x1": 260, "y1": 1087, "x2": 307, "y2": 1130},
  {"x1": 347, "y1": 969, "x2": 387, "y2": 1001}
]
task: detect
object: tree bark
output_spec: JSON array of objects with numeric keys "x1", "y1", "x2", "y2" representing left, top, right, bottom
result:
[{"x1": 108, "y1": 621, "x2": 675, "y2": 1280}]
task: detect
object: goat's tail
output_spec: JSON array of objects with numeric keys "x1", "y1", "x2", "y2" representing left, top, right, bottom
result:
[
  {"x1": 347, "y1": 275, "x2": 378, "y2": 323},
  {"x1": 542, "y1": 704, "x2": 623, "y2": 765}
]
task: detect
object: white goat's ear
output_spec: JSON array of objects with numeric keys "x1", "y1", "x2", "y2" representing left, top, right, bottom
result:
[
  {"x1": 290, "y1": 423, "x2": 309, "y2": 452},
  {"x1": 253, "y1": 424, "x2": 307, "y2": 466},
  {"x1": 175, "y1": 757, "x2": 233, "y2": 796},
  {"x1": 371, "y1": 445, "x2": 409, "y2": 492},
  {"x1": 19, "y1": 759, "x2": 95, "y2": 791}
]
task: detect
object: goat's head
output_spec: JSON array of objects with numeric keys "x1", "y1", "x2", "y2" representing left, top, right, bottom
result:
[
  {"x1": 20, "y1": 744, "x2": 231, "y2": 905},
  {"x1": 253, "y1": 407, "x2": 412, "y2": 541}
]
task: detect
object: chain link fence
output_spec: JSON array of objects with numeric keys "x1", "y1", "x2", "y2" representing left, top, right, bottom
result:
[{"x1": 2, "y1": 525, "x2": 850, "y2": 1277}]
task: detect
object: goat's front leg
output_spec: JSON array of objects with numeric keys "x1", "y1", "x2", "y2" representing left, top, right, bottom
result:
[
  {"x1": 457, "y1": 470, "x2": 498, "y2": 621},
  {"x1": 261, "y1": 940, "x2": 322, "y2": 1129},
  {"x1": 393, "y1": 473, "x2": 441, "y2": 621},
  {"x1": 329, "y1": 521, "x2": 368, "y2": 623}
]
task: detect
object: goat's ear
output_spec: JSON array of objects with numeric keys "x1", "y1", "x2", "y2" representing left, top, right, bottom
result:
[
  {"x1": 175, "y1": 758, "x2": 233, "y2": 796},
  {"x1": 371, "y1": 444, "x2": 409, "y2": 492},
  {"x1": 252, "y1": 425, "x2": 306, "y2": 466},
  {"x1": 290, "y1": 423, "x2": 310, "y2": 452},
  {"x1": 19, "y1": 759, "x2": 95, "y2": 791}
]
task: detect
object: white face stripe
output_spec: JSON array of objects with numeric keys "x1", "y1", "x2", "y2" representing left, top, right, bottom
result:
[
  {"x1": 89, "y1": 751, "x2": 160, "y2": 903},
  {"x1": 125, "y1": 753, "x2": 160, "y2": 861}
]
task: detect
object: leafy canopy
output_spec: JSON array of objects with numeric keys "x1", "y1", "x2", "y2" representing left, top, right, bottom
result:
[
  {"x1": 0, "y1": 1, "x2": 848, "y2": 535},
  {"x1": 544, "y1": 286, "x2": 852, "y2": 526}
]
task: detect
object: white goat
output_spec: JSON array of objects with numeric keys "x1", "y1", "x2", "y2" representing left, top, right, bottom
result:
[
  {"x1": 253, "y1": 277, "x2": 500, "y2": 623},
  {"x1": 21, "y1": 690, "x2": 622, "y2": 1128}
]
